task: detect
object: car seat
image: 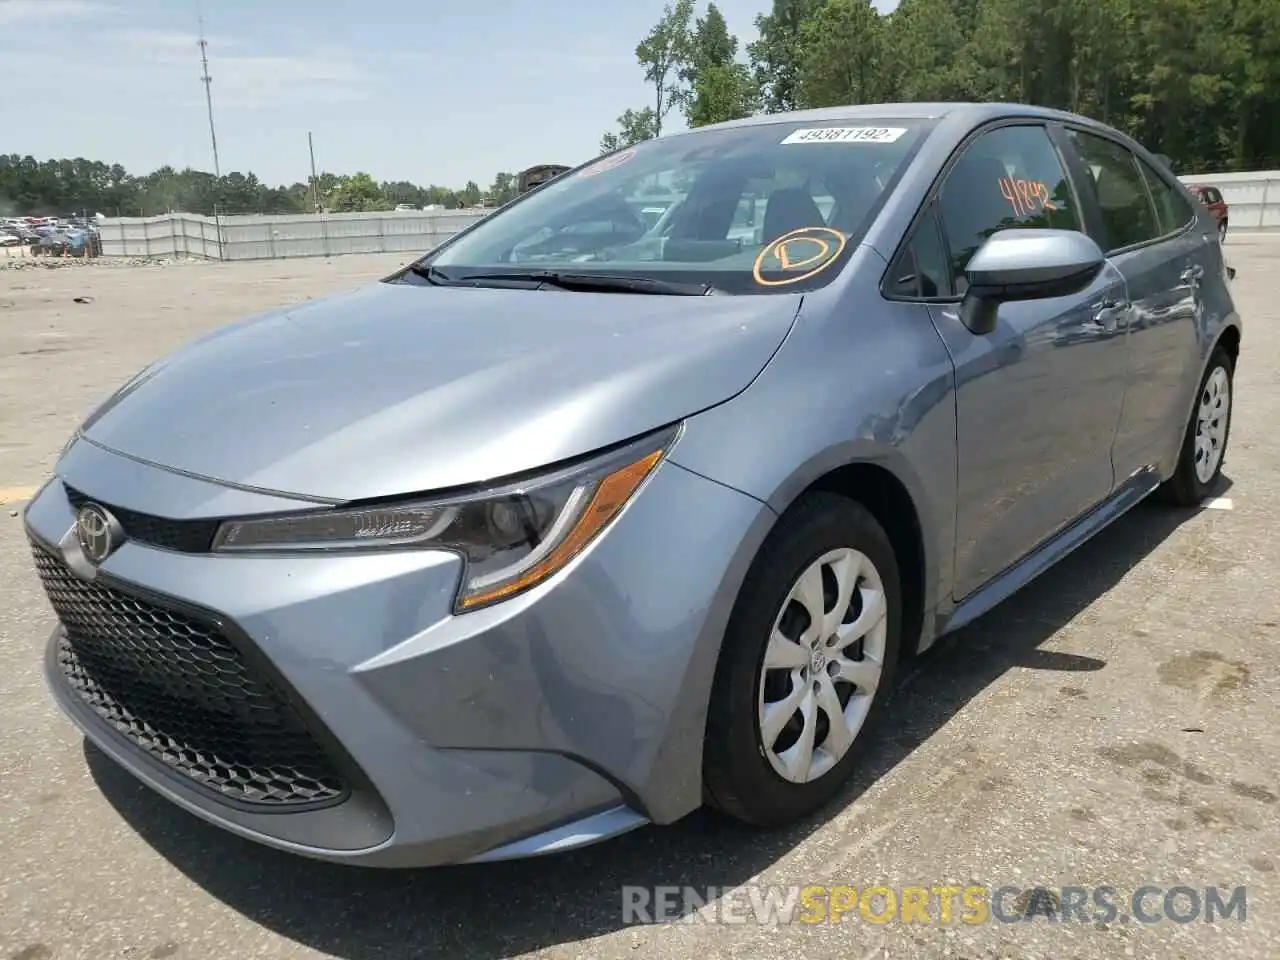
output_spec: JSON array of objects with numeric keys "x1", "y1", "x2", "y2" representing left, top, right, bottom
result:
[{"x1": 762, "y1": 188, "x2": 826, "y2": 243}]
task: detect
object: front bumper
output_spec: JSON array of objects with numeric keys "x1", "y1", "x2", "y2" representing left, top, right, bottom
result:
[{"x1": 27, "y1": 438, "x2": 773, "y2": 867}]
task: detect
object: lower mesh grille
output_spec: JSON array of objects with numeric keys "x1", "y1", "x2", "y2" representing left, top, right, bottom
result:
[{"x1": 33, "y1": 542, "x2": 348, "y2": 808}]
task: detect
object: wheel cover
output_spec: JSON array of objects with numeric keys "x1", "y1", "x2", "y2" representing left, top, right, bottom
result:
[
  {"x1": 756, "y1": 547, "x2": 888, "y2": 784},
  {"x1": 1194, "y1": 365, "x2": 1230, "y2": 484}
]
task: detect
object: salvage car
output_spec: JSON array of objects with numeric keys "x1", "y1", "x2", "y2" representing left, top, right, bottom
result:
[{"x1": 26, "y1": 102, "x2": 1240, "y2": 867}]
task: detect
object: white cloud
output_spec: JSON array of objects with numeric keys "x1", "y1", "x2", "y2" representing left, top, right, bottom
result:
[
  {"x1": 3, "y1": 22, "x2": 374, "y2": 110},
  {"x1": 109, "y1": 28, "x2": 237, "y2": 55},
  {"x1": 189, "y1": 52, "x2": 374, "y2": 109},
  {"x1": 0, "y1": 0, "x2": 107, "y2": 25}
]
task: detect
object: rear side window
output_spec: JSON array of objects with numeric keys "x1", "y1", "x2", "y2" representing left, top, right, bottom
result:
[
  {"x1": 1068, "y1": 130, "x2": 1161, "y2": 251},
  {"x1": 1137, "y1": 158, "x2": 1195, "y2": 234},
  {"x1": 937, "y1": 124, "x2": 1081, "y2": 295}
]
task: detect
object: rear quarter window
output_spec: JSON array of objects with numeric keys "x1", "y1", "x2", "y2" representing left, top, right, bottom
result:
[{"x1": 1137, "y1": 159, "x2": 1196, "y2": 235}]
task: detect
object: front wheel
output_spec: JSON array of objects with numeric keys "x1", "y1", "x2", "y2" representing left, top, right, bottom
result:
[
  {"x1": 703, "y1": 492, "x2": 901, "y2": 827},
  {"x1": 1219, "y1": 220, "x2": 1228, "y2": 243},
  {"x1": 1156, "y1": 347, "x2": 1234, "y2": 506}
]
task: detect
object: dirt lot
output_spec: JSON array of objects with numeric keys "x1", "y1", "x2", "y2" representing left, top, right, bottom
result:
[{"x1": 1, "y1": 243, "x2": 1278, "y2": 960}]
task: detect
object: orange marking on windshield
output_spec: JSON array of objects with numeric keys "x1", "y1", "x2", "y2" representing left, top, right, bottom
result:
[
  {"x1": 775, "y1": 236, "x2": 831, "y2": 270},
  {"x1": 752, "y1": 226, "x2": 848, "y2": 287}
]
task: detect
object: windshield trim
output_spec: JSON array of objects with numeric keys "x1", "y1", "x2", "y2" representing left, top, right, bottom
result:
[{"x1": 385, "y1": 116, "x2": 938, "y2": 295}]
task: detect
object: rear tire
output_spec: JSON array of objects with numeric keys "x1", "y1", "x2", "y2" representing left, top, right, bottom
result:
[
  {"x1": 703, "y1": 492, "x2": 901, "y2": 827},
  {"x1": 1156, "y1": 347, "x2": 1233, "y2": 507}
]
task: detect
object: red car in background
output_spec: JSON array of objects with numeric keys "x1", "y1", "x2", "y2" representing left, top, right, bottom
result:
[{"x1": 1188, "y1": 185, "x2": 1229, "y2": 241}]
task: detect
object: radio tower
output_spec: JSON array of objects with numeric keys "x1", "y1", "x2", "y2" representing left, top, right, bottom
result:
[{"x1": 197, "y1": 8, "x2": 221, "y2": 178}]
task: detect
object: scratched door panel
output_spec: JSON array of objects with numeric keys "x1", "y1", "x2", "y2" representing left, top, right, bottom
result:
[{"x1": 1067, "y1": 131, "x2": 1205, "y2": 481}]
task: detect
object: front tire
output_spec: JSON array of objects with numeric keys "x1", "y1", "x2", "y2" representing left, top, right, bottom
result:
[
  {"x1": 703, "y1": 492, "x2": 902, "y2": 827},
  {"x1": 1157, "y1": 347, "x2": 1234, "y2": 506},
  {"x1": 1219, "y1": 220, "x2": 1228, "y2": 243}
]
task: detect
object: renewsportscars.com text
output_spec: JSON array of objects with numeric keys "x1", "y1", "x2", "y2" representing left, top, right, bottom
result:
[{"x1": 621, "y1": 884, "x2": 1248, "y2": 926}]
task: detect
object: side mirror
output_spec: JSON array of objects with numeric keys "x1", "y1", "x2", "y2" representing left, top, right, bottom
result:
[{"x1": 960, "y1": 229, "x2": 1105, "y2": 335}]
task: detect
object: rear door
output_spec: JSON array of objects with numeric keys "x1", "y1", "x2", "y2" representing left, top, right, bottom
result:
[{"x1": 1060, "y1": 128, "x2": 1206, "y2": 482}]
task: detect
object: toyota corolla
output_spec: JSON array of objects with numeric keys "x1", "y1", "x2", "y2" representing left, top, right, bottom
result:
[{"x1": 26, "y1": 102, "x2": 1240, "y2": 867}]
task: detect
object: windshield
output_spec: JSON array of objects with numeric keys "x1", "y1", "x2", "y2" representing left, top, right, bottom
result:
[{"x1": 409, "y1": 119, "x2": 934, "y2": 295}]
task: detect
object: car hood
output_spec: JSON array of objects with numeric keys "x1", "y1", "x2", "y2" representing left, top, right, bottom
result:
[{"x1": 81, "y1": 281, "x2": 800, "y2": 501}]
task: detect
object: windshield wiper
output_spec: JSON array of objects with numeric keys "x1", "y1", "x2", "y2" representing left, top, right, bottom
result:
[
  {"x1": 411, "y1": 266, "x2": 716, "y2": 296},
  {"x1": 406, "y1": 264, "x2": 474, "y2": 286}
]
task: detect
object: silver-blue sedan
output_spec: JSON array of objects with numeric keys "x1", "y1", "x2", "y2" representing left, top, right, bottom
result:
[{"x1": 25, "y1": 102, "x2": 1241, "y2": 867}]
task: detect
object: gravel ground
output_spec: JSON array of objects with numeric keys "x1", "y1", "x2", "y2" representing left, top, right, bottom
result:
[{"x1": 0, "y1": 242, "x2": 1277, "y2": 960}]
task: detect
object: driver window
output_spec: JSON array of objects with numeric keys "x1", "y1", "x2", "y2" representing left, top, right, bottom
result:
[{"x1": 938, "y1": 125, "x2": 1081, "y2": 295}]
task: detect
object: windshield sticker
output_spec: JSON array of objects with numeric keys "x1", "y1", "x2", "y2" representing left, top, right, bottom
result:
[
  {"x1": 1000, "y1": 177, "x2": 1058, "y2": 217},
  {"x1": 578, "y1": 149, "x2": 637, "y2": 178},
  {"x1": 753, "y1": 226, "x2": 848, "y2": 287},
  {"x1": 780, "y1": 127, "x2": 907, "y2": 145}
]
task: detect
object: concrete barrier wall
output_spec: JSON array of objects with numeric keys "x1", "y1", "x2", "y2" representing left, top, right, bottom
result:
[
  {"x1": 96, "y1": 209, "x2": 491, "y2": 260},
  {"x1": 1177, "y1": 171, "x2": 1280, "y2": 231},
  {"x1": 95, "y1": 169, "x2": 1280, "y2": 261}
]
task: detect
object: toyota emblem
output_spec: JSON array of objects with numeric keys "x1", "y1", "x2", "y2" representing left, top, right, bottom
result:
[{"x1": 76, "y1": 503, "x2": 122, "y2": 564}]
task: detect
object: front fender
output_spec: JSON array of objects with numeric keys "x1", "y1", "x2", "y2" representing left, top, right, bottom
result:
[{"x1": 668, "y1": 285, "x2": 959, "y2": 619}]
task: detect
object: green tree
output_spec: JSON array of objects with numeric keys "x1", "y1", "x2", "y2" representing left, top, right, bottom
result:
[
  {"x1": 635, "y1": 0, "x2": 696, "y2": 135},
  {"x1": 748, "y1": 0, "x2": 823, "y2": 113},
  {"x1": 879, "y1": 0, "x2": 965, "y2": 102},
  {"x1": 381, "y1": 180, "x2": 427, "y2": 208},
  {"x1": 330, "y1": 172, "x2": 391, "y2": 212},
  {"x1": 489, "y1": 171, "x2": 519, "y2": 205},
  {"x1": 600, "y1": 107, "x2": 661, "y2": 153},
  {"x1": 1223, "y1": 0, "x2": 1280, "y2": 168},
  {"x1": 422, "y1": 184, "x2": 461, "y2": 207},
  {"x1": 797, "y1": 0, "x2": 885, "y2": 107},
  {"x1": 0, "y1": 154, "x2": 522, "y2": 218},
  {"x1": 683, "y1": 3, "x2": 758, "y2": 126}
]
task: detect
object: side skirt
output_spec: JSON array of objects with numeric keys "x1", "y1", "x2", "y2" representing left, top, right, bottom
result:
[{"x1": 933, "y1": 466, "x2": 1163, "y2": 638}]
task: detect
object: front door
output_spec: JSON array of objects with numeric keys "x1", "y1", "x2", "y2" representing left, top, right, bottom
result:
[{"x1": 926, "y1": 122, "x2": 1132, "y2": 599}]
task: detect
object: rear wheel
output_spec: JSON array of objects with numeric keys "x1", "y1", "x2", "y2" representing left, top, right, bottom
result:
[
  {"x1": 703, "y1": 492, "x2": 901, "y2": 826},
  {"x1": 1157, "y1": 347, "x2": 1233, "y2": 506}
]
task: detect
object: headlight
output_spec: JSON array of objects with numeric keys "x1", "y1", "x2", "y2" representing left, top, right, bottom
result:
[{"x1": 212, "y1": 425, "x2": 679, "y2": 612}]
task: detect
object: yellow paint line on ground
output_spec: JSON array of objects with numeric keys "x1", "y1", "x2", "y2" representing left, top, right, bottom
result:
[{"x1": 0, "y1": 485, "x2": 41, "y2": 506}]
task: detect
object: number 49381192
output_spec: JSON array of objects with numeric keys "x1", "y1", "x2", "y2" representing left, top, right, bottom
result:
[{"x1": 1000, "y1": 177, "x2": 1058, "y2": 217}]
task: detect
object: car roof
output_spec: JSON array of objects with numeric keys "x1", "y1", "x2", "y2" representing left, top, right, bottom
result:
[{"x1": 679, "y1": 101, "x2": 1121, "y2": 136}]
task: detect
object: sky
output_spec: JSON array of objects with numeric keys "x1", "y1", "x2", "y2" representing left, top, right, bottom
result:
[{"x1": 0, "y1": 0, "x2": 898, "y2": 190}]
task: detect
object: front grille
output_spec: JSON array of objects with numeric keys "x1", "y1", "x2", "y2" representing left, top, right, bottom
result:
[
  {"x1": 64, "y1": 486, "x2": 219, "y2": 554},
  {"x1": 33, "y1": 543, "x2": 348, "y2": 808}
]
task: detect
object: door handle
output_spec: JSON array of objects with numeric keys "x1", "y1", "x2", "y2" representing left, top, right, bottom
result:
[
  {"x1": 1091, "y1": 298, "x2": 1126, "y2": 332},
  {"x1": 1181, "y1": 264, "x2": 1205, "y2": 284}
]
